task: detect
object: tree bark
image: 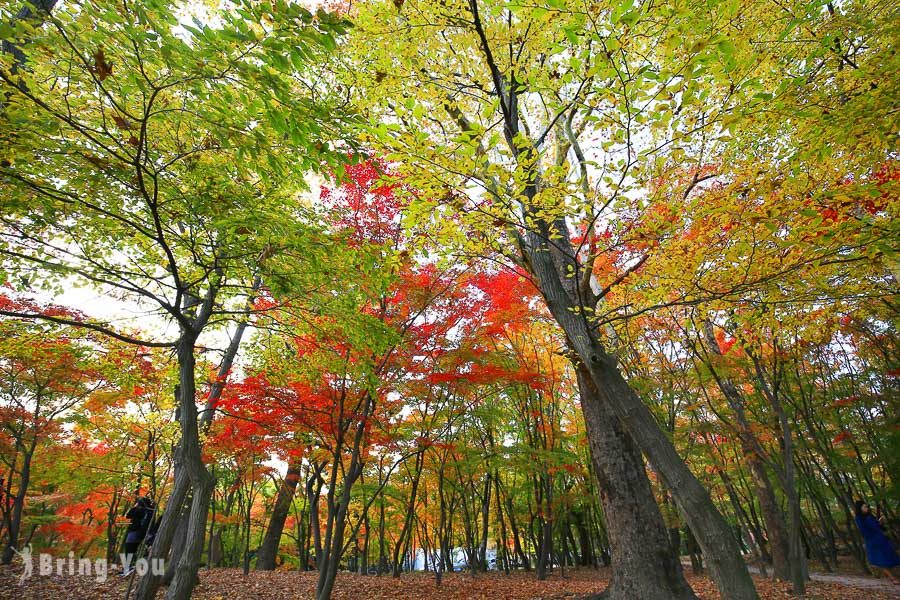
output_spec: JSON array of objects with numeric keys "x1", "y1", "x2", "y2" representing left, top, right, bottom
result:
[
  {"x1": 521, "y1": 219, "x2": 758, "y2": 600},
  {"x1": 698, "y1": 321, "x2": 791, "y2": 580},
  {"x1": 256, "y1": 462, "x2": 303, "y2": 570},
  {"x1": 577, "y1": 365, "x2": 697, "y2": 599},
  {"x1": 163, "y1": 332, "x2": 215, "y2": 600},
  {"x1": 1, "y1": 441, "x2": 35, "y2": 565},
  {"x1": 391, "y1": 451, "x2": 424, "y2": 576}
]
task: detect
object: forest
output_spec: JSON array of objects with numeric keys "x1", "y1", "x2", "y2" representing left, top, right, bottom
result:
[{"x1": 0, "y1": 1, "x2": 897, "y2": 599}]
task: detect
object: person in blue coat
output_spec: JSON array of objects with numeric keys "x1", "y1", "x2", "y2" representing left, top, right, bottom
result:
[{"x1": 855, "y1": 500, "x2": 899, "y2": 583}]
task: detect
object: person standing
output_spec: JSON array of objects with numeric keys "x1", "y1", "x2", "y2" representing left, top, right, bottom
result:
[
  {"x1": 122, "y1": 496, "x2": 155, "y2": 575},
  {"x1": 855, "y1": 500, "x2": 899, "y2": 583}
]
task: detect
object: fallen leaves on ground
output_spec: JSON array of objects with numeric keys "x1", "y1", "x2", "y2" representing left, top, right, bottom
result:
[{"x1": 0, "y1": 565, "x2": 897, "y2": 600}]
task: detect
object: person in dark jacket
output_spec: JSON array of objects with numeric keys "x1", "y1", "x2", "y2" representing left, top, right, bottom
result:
[
  {"x1": 122, "y1": 496, "x2": 154, "y2": 575},
  {"x1": 855, "y1": 500, "x2": 899, "y2": 583}
]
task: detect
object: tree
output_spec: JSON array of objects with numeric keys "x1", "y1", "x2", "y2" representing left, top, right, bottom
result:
[
  {"x1": 0, "y1": 294, "x2": 135, "y2": 564},
  {"x1": 338, "y1": 1, "x2": 767, "y2": 596},
  {"x1": 0, "y1": 2, "x2": 351, "y2": 597}
]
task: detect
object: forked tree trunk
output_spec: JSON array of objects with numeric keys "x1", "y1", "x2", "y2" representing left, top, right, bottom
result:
[
  {"x1": 522, "y1": 219, "x2": 758, "y2": 600},
  {"x1": 135, "y1": 287, "x2": 256, "y2": 599},
  {"x1": 576, "y1": 365, "x2": 697, "y2": 600}
]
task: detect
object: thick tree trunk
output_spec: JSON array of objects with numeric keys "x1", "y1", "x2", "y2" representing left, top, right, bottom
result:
[
  {"x1": 535, "y1": 514, "x2": 552, "y2": 580},
  {"x1": 134, "y1": 465, "x2": 190, "y2": 600},
  {"x1": 163, "y1": 497, "x2": 191, "y2": 584},
  {"x1": 523, "y1": 222, "x2": 759, "y2": 600},
  {"x1": 576, "y1": 365, "x2": 696, "y2": 600},
  {"x1": 165, "y1": 472, "x2": 213, "y2": 600},
  {"x1": 164, "y1": 333, "x2": 215, "y2": 600},
  {"x1": 256, "y1": 462, "x2": 303, "y2": 570}
]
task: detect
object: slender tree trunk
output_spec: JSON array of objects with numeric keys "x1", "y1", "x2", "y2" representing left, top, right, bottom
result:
[
  {"x1": 316, "y1": 396, "x2": 370, "y2": 600},
  {"x1": 392, "y1": 451, "x2": 424, "y2": 577},
  {"x1": 478, "y1": 472, "x2": 491, "y2": 572},
  {"x1": 771, "y1": 392, "x2": 807, "y2": 593},
  {"x1": 256, "y1": 462, "x2": 302, "y2": 570},
  {"x1": 573, "y1": 511, "x2": 595, "y2": 567},
  {"x1": 377, "y1": 491, "x2": 387, "y2": 574},
  {"x1": 686, "y1": 526, "x2": 703, "y2": 574},
  {"x1": 494, "y1": 472, "x2": 510, "y2": 574},
  {"x1": 505, "y1": 495, "x2": 529, "y2": 570},
  {"x1": 698, "y1": 323, "x2": 791, "y2": 580},
  {"x1": 1, "y1": 443, "x2": 34, "y2": 565},
  {"x1": 748, "y1": 348, "x2": 808, "y2": 593},
  {"x1": 106, "y1": 488, "x2": 121, "y2": 564}
]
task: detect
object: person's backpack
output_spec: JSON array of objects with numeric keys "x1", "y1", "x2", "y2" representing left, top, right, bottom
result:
[{"x1": 139, "y1": 507, "x2": 154, "y2": 531}]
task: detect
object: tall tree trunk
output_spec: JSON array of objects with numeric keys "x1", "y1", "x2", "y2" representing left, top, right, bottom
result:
[
  {"x1": 134, "y1": 463, "x2": 190, "y2": 600},
  {"x1": 576, "y1": 365, "x2": 697, "y2": 599},
  {"x1": 699, "y1": 322, "x2": 791, "y2": 580},
  {"x1": 1, "y1": 442, "x2": 35, "y2": 565},
  {"x1": 106, "y1": 488, "x2": 121, "y2": 564},
  {"x1": 315, "y1": 396, "x2": 370, "y2": 600},
  {"x1": 573, "y1": 510, "x2": 595, "y2": 567},
  {"x1": 256, "y1": 462, "x2": 303, "y2": 570},
  {"x1": 377, "y1": 491, "x2": 387, "y2": 574},
  {"x1": 535, "y1": 473, "x2": 552, "y2": 581},
  {"x1": 505, "y1": 495, "x2": 529, "y2": 570},
  {"x1": 522, "y1": 218, "x2": 758, "y2": 600},
  {"x1": 392, "y1": 451, "x2": 424, "y2": 577},
  {"x1": 763, "y1": 376, "x2": 807, "y2": 593},
  {"x1": 308, "y1": 465, "x2": 325, "y2": 571},
  {"x1": 494, "y1": 472, "x2": 511, "y2": 574},
  {"x1": 166, "y1": 473, "x2": 213, "y2": 600},
  {"x1": 163, "y1": 497, "x2": 191, "y2": 584},
  {"x1": 135, "y1": 286, "x2": 255, "y2": 599},
  {"x1": 478, "y1": 472, "x2": 491, "y2": 572},
  {"x1": 164, "y1": 332, "x2": 215, "y2": 600}
]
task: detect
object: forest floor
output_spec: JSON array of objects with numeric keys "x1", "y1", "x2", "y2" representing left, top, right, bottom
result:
[{"x1": 1, "y1": 564, "x2": 898, "y2": 600}]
